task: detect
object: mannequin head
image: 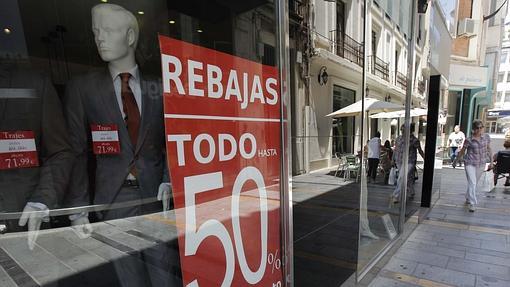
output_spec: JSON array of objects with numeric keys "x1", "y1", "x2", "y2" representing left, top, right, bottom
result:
[{"x1": 91, "y1": 4, "x2": 139, "y2": 68}]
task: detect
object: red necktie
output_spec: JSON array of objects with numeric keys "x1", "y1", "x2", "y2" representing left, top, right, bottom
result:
[{"x1": 119, "y1": 73, "x2": 140, "y2": 147}]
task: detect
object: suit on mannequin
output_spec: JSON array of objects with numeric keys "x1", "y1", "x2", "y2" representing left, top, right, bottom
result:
[
  {"x1": 65, "y1": 4, "x2": 179, "y2": 287},
  {"x1": 65, "y1": 4, "x2": 168, "y2": 222}
]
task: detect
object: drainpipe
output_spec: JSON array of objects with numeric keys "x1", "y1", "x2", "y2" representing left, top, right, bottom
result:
[
  {"x1": 466, "y1": 63, "x2": 493, "y2": 137},
  {"x1": 466, "y1": 87, "x2": 486, "y2": 137}
]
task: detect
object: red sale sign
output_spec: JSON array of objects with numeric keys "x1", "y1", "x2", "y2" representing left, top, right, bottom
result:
[
  {"x1": 159, "y1": 35, "x2": 283, "y2": 286},
  {"x1": 0, "y1": 131, "x2": 39, "y2": 170}
]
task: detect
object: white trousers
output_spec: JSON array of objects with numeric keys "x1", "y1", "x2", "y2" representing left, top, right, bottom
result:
[{"x1": 464, "y1": 164, "x2": 484, "y2": 205}]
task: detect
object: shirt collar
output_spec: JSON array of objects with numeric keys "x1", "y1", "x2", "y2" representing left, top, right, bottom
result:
[{"x1": 108, "y1": 64, "x2": 139, "y2": 82}]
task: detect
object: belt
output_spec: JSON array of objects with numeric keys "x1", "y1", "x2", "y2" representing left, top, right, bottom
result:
[{"x1": 122, "y1": 179, "x2": 139, "y2": 187}]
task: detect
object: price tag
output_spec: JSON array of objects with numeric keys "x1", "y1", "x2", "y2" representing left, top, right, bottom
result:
[
  {"x1": 90, "y1": 124, "x2": 120, "y2": 155},
  {"x1": 0, "y1": 131, "x2": 39, "y2": 170}
]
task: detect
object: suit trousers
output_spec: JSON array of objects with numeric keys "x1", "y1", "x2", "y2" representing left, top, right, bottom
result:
[
  {"x1": 367, "y1": 158, "x2": 379, "y2": 180},
  {"x1": 102, "y1": 186, "x2": 181, "y2": 287},
  {"x1": 464, "y1": 164, "x2": 484, "y2": 205}
]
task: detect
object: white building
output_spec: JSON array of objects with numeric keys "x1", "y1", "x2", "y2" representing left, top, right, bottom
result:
[{"x1": 293, "y1": 0, "x2": 428, "y2": 173}]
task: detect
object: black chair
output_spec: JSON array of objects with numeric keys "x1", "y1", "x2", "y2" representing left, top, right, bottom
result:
[{"x1": 494, "y1": 151, "x2": 510, "y2": 185}]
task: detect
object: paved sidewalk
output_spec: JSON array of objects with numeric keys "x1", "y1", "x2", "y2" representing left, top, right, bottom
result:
[{"x1": 368, "y1": 167, "x2": 510, "y2": 287}]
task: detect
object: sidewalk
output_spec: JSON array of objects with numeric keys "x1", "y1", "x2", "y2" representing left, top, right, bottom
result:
[{"x1": 367, "y1": 167, "x2": 510, "y2": 287}]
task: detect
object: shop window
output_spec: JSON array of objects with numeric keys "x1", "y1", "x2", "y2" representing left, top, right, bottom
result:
[
  {"x1": 0, "y1": 1, "x2": 286, "y2": 286},
  {"x1": 332, "y1": 85, "x2": 356, "y2": 156}
]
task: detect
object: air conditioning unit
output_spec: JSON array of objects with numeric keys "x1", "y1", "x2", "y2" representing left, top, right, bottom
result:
[{"x1": 457, "y1": 18, "x2": 476, "y2": 38}]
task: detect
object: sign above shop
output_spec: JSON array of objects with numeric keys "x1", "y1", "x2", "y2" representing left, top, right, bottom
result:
[
  {"x1": 159, "y1": 35, "x2": 283, "y2": 287},
  {"x1": 487, "y1": 109, "x2": 510, "y2": 119},
  {"x1": 449, "y1": 64, "x2": 487, "y2": 88}
]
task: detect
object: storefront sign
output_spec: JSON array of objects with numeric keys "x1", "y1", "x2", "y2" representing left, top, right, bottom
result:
[
  {"x1": 449, "y1": 64, "x2": 487, "y2": 88},
  {"x1": 0, "y1": 131, "x2": 39, "y2": 170},
  {"x1": 159, "y1": 35, "x2": 283, "y2": 287}
]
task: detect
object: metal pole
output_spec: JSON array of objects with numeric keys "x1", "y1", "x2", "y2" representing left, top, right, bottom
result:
[
  {"x1": 356, "y1": 1, "x2": 369, "y2": 281},
  {"x1": 398, "y1": 0, "x2": 417, "y2": 232},
  {"x1": 458, "y1": 89, "x2": 464, "y2": 125},
  {"x1": 276, "y1": 0, "x2": 293, "y2": 286}
]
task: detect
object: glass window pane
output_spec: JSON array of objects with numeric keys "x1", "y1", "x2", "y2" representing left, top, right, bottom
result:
[{"x1": 0, "y1": 1, "x2": 286, "y2": 286}]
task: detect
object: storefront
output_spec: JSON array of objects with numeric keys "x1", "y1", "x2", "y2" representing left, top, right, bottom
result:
[
  {"x1": 1, "y1": 0, "x2": 292, "y2": 286},
  {"x1": 0, "y1": 0, "x2": 425, "y2": 286}
]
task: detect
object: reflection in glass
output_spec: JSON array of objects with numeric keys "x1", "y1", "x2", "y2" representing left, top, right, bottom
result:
[{"x1": 0, "y1": 0, "x2": 284, "y2": 286}]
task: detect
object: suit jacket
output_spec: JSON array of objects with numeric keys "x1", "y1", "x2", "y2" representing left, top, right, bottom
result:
[
  {"x1": 0, "y1": 65, "x2": 73, "y2": 212},
  {"x1": 64, "y1": 68, "x2": 166, "y2": 207}
]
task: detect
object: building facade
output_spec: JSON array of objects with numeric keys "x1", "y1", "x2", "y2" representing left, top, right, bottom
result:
[{"x1": 487, "y1": 1, "x2": 510, "y2": 133}]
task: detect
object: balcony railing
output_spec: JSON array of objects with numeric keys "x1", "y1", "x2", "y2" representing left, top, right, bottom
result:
[
  {"x1": 329, "y1": 30, "x2": 364, "y2": 67},
  {"x1": 370, "y1": 55, "x2": 389, "y2": 81},
  {"x1": 396, "y1": 71, "x2": 407, "y2": 90},
  {"x1": 417, "y1": 80, "x2": 425, "y2": 94}
]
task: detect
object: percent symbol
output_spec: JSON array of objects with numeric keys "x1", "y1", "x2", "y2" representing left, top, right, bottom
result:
[{"x1": 267, "y1": 250, "x2": 281, "y2": 273}]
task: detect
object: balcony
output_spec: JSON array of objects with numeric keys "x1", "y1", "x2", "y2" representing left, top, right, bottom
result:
[
  {"x1": 396, "y1": 71, "x2": 407, "y2": 90},
  {"x1": 370, "y1": 55, "x2": 389, "y2": 82},
  {"x1": 330, "y1": 31, "x2": 364, "y2": 67}
]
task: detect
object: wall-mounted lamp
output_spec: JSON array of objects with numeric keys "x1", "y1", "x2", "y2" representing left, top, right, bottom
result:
[{"x1": 318, "y1": 66, "x2": 328, "y2": 85}]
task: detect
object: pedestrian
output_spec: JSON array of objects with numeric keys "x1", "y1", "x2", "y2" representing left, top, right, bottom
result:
[
  {"x1": 380, "y1": 140, "x2": 393, "y2": 184},
  {"x1": 455, "y1": 120, "x2": 493, "y2": 212},
  {"x1": 367, "y1": 132, "x2": 382, "y2": 183},
  {"x1": 448, "y1": 125, "x2": 465, "y2": 168},
  {"x1": 492, "y1": 140, "x2": 510, "y2": 186},
  {"x1": 392, "y1": 123, "x2": 425, "y2": 203}
]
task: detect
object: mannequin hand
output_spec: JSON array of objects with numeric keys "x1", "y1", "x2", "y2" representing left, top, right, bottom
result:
[
  {"x1": 18, "y1": 203, "x2": 49, "y2": 250},
  {"x1": 71, "y1": 216, "x2": 92, "y2": 239},
  {"x1": 157, "y1": 182, "x2": 172, "y2": 216}
]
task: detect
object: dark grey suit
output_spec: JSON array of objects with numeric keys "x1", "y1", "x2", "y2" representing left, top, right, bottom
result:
[
  {"x1": 65, "y1": 69, "x2": 180, "y2": 287},
  {"x1": 64, "y1": 68, "x2": 166, "y2": 215},
  {"x1": 0, "y1": 65, "x2": 73, "y2": 212}
]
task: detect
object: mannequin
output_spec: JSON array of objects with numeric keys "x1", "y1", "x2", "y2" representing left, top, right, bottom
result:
[
  {"x1": 65, "y1": 3, "x2": 171, "y2": 235},
  {"x1": 64, "y1": 4, "x2": 178, "y2": 286}
]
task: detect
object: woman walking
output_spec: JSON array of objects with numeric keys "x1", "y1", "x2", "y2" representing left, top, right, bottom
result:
[
  {"x1": 455, "y1": 120, "x2": 493, "y2": 212},
  {"x1": 380, "y1": 140, "x2": 393, "y2": 184}
]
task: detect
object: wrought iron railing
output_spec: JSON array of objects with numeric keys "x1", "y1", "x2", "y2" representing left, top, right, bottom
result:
[
  {"x1": 337, "y1": 34, "x2": 364, "y2": 67},
  {"x1": 370, "y1": 55, "x2": 389, "y2": 81},
  {"x1": 396, "y1": 71, "x2": 407, "y2": 90},
  {"x1": 329, "y1": 30, "x2": 364, "y2": 67}
]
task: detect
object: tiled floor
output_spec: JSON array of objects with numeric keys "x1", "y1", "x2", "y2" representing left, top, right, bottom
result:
[{"x1": 369, "y1": 167, "x2": 510, "y2": 287}]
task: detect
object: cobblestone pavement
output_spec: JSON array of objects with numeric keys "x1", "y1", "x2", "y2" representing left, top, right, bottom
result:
[{"x1": 368, "y1": 167, "x2": 510, "y2": 287}]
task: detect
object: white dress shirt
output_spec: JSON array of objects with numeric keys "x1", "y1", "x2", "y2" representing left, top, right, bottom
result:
[{"x1": 368, "y1": 137, "x2": 381, "y2": 159}]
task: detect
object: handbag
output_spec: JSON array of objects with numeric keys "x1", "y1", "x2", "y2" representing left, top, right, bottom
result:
[
  {"x1": 477, "y1": 171, "x2": 494, "y2": 193},
  {"x1": 388, "y1": 167, "x2": 397, "y2": 185}
]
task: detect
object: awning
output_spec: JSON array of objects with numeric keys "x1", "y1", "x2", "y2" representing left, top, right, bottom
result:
[{"x1": 326, "y1": 98, "x2": 403, "y2": 118}]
